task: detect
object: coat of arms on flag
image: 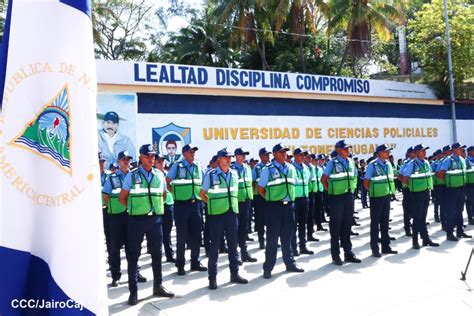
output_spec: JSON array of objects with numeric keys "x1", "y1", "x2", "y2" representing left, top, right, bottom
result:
[{"x1": 10, "y1": 84, "x2": 72, "y2": 174}]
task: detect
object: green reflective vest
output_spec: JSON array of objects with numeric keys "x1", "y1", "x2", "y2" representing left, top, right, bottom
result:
[
  {"x1": 408, "y1": 160, "x2": 433, "y2": 192},
  {"x1": 310, "y1": 165, "x2": 324, "y2": 193},
  {"x1": 294, "y1": 163, "x2": 311, "y2": 198},
  {"x1": 206, "y1": 170, "x2": 239, "y2": 215},
  {"x1": 327, "y1": 158, "x2": 356, "y2": 196},
  {"x1": 368, "y1": 161, "x2": 395, "y2": 198},
  {"x1": 446, "y1": 156, "x2": 466, "y2": 188},
  {"x1": 232, "y1": 163, "x2": 254, "y2": 202},
  {"x1": 431, "y1": 161, "x2": 443, "y2": 186},
  {"x1": 253, "y1": 163, "x2": 266, "y2": 195},
  {"x1": 128, "y1": 168, "x2": 165, "y2": 216},
  {"x1": 106, "y1": 173, "x2": 128, "y2": 214},
  {"x1": 264, "y1": 163, "x2": 296, "y2": 202},
  {"x1": 466, "y1": 158, "x2": 474, "y2": 184},
  {"x1": 101, "y1": 173, "x2": 107, "y2": 208},
  {"x1": 171, "y1": 162, "x2": 202, "y2": 201}
]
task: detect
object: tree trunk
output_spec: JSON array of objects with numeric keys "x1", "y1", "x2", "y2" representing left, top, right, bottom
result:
[
  {"x1": 256, "y1": 38, "x2": 269, "y2": 70},
  {"x1": 398, "y1": 26, "x2": 408, "y2": 75},
  {"x1": 337, "y1": 43, "x2": 350, "y2": 75},
  {"x1": 299, "y1": 36, "x2": 306, "y2": 73}
]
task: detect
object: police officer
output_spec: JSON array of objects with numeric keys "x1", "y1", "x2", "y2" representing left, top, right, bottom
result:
[
  {"x1": 202, "y1": 155, "x2": 219, "y2": 256},
  {"x1": 253, "y1": 147, "x2": 271, "y2": 249},
  {"x1": 436, "y1": 142, "x2": 471, "y2": 240},
  {"x1": 435, "y1": 145, "x2": 453, "y2": 230},
  {"x1": 166, "y1": 144, "x2": 207, "y2": 275},
  {"x1": 119, "y1": 144, "x2": 174, "y2": 305},
  {"x1": 230, "y1": 148, "x2": 258, "y2": 263},
  {"x1": 398, "y1": 147, "x2": 416, "y2": 236},
  {"x1": 200, "y1": 148, "x2": 248, "y2": 290},
  {"x1": 99, "y1": 153, "x2": 112, "y2": 266},
  {"x1": 258, "y1": 143, "x2": 304, "y2": 278},
  {"x1": 319, "y1": 154, "x2": 330, "y2": 223},
  {"x1": 466, "y1": 146, "x2": 474, "y2": 225},
  {"x1": 321, "y1": 140, "x2": 361, "y2": 266},
  {"x1": 312, "y1": 154, "x2": 328, "y2": 231},
  {"x1": 431, "y1": 149, "x2": 444, "y2": 223},
  {"x1": 363, "y1": 144, "x2": 398, "y2": 257},
  {"x1": 154, "y1": 153, "x2": 176, "y2": 263},
  {"x1": 401, "y1": 144, "x2": 439, "y2": 249},
  {"x1": 291, "y1": 148, "x2": 314, "y2": 256}
]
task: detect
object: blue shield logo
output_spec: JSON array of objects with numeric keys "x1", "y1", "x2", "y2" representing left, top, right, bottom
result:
[{"x1": 152, "y1": 123, "x2": 191, "y2": 164}]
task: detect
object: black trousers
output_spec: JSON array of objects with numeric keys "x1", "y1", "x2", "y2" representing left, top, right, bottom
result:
[
  {"x1": 328, "y1": 193, "x2": 354, "y2": 259},
  {"x1": 466, "y1": 184, "x2": 474, "y2": 221},
  {"x1": 109, "y1": 212, "x2": 128, "y2": 280},
  {"x1": 445, "y1": 186, "x2": 466, "y2": 236},
  {"x1": 307, "y1": 192, "x2": 315, "y2": 238},
  {"x1": 369, "y1": 196, "x2": 391, "y2": 252},
  {"x1": 402, "y1": 188, "x2": 412, "y2": 233},
  {"x1": 292, "y1": 197, "x2": 309, "y2": 251},
  {"x1": 237, "y1": 199, "x2": 251, "y2": 255},
  {"x1": 163, "y1": 204, "x2": 174, "y2": 259},
  {"x1": 254, "y1": 195, "x2": 266, "y2": 244},
  {"x1": 410, "y1": 190, "x2": 430, "y2": 243}
]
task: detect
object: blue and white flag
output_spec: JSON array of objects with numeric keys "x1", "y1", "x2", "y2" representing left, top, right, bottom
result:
[{"x1": 0, "y1": 1, "x2": 107, "y2": 314}]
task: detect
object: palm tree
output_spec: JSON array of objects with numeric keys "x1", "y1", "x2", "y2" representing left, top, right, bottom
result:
[
  {"x1": 328, "y1": 0, "x2": 404, "y2": 75},
  {"x1": 273, "y1": 0, "x2": 329, "y2": 72},
  {"x1": 211, "y1": 0, "x2": 274, "y2": 70}
]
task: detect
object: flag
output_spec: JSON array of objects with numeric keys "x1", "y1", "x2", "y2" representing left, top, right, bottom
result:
[{"x1": 0, "y1": 1, "x2": 107, "y2": 314}]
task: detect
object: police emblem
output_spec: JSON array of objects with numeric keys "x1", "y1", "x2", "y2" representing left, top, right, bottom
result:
[
  {"x1": 152, "y1": 123, "x2": 191, "y2": 164},
  {"x1": 10, "y1": 84, "x2": 72, "y2": 174}
]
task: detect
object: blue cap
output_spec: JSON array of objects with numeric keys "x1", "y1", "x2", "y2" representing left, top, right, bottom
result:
[
  {"x1": 182, "y1": 144, "x2": 198, "y2": 153},
  {"x1": 309, "y1": 154, "x2": 316, "y2": 159},
  {"x1": 259, "y1": 147, "x2": 271, "y2": 156},
  {"x1": 442, "y1": 145, "x2": 452, "y2": 152},
  {"x1": 452, "y1": 142, "x2": 466, "y2": 150},
  {"x1": 249, "y1": 158, "x2": 258, "y2": 163},
  {"x1": 103, "y1": 111, "x2": 119, "y2": 123},
  {"x1": 234, "y1": 147, "x2": 250, "y2": 156},
  {"x1": 433, "y1": 149, "x2": 442, "y2": 156},
  {"x1": 272, "y1": 143, "x2": 290, "y2": 153},
  {"x1": 98, "y1": 152, "x2": 106, "y2": 161},
  {"x1": 117, "y1": 150, "x2": 133, "y2": 160},
  {"x1": 293, "y1": 147, "x2": 308, "y2": 156},
  {"x1": 406, "y1": 146, "x2": 414, "y2": 154},
  {"x1": 335, "y1": 139, "x2": 351, "y2": 149},
  {"x1": 376, "y1": 143, "x2": 393, "y2": 153},
  {"x1": 154, "y1": 153, "x2": 165, "y2": 160},
  {"x1": 317, "y1": 154, "x2": 327, "y2": 160},
  {"x1": 139, "y1": 144, "x2": 156, "y2": 155},
  {"x1": 467, "y1": 146, "x2": 474, "y2": 152},
  {"x1": 210, "y1": 155, "x2": 218, "y2": 163},
  {"x1": 216, "y1": 148, "x2": 233, "y2": 158},
  {"x1": 414, "y1": 143, "x2": 430, "y2": 152},
  {"x1": 330, "y1": 150, "x2": 337, "y2": 158},
  {"x1": 109, "y1": 162, "x2": 118, "y2": 169}
]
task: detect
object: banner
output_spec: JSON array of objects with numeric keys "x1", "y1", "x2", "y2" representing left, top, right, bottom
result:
[{"x1": 0, "y1": 1, "x2": 107, "y2": 315}]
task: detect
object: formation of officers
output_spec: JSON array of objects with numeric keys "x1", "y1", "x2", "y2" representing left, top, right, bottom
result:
[{"x1": 99, "y1": 140, "x2": 474, "y2": 305}]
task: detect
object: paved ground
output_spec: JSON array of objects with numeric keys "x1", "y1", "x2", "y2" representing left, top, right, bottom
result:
[{"x1": 107, "y1": 193, "x2": 474, "y2": 316}]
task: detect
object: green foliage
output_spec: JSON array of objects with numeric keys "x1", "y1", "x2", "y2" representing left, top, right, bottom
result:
[{"x1": 408, "y1": 0, "x2": 474, "y2": 98}]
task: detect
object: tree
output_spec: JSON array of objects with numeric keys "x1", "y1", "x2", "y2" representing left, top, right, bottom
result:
[
  {"x1": 408, "y1": 0, "x2": 473, "y2": 98},
  {"x1": 93, "y1": 0, "x2": 153, "y2": 61},
  {"x1": 0, "y1": 0, "x2": 9, "y2": 43},
  {"x1": 328, "y1": 0, "x2": 404, "y2": 75}
]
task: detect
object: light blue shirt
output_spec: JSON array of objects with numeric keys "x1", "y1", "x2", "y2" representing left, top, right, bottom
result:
[
  {"x1": 102, "y1": 169, "x2": 127, "y2": 195},
  {"x1": 323, "y1": 155, "x2": 350, "y2": 177},
  {"x1": 231, "y1": 162, "x2": 249, "y2": 180},
  {"x1": 439, "y1": 155, "x2": 463, "y2": 171},
  {"x1": 364, "y1": 158, "x2": 387, "y2": 180},
  {"x1": 122, "y1": 166, "x2": 166, "y2": 191},
  {"x1": 430, "y1": 160, "x2": 440, "y2": 172},
  {"x1": 467, "y1": 155, "x2": 474, "y2": 168},
  {"x1": 401, "y1": 158, "x2": 428, "y2": 177},
  {"x1": 252, "y1": 162, "x2": 267, "y2": 181},
  {"x1": 202, "y1": 167, "x2": 234, "y2": 192}
]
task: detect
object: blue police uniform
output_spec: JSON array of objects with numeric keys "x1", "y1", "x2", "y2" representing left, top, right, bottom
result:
[
  {"x1": 259, "y1": 158, "x2": 300, "y2": 275},
  {"x1": 323, "y1": 154, "x2": 358, "y2": 262},
  {"x1": 167, "y1": 158, "x2": 205, "y2": 272},
  {"x1": 253, "y1": 161, "x2": 268, "y2": 248},
  {"x1": 313, "y1": 161, "x2": 327, "y2": 231},
  {"x1": 438, "y1": 154, "x2": 467, "y2": 238},
  {"x1": 401, "y1": 157, "x2": 437, "y2": 247},
  {"x1": 122, "y1": 165, "x2": 168, "y2": 298},
  {"x1": 102, "y1": 169, "x2": 129, "y2": 283},
  {"x1": 291, "y1": 160, "x2": 312, "y2": 255},
  {"x1": 162, "y1": 170, "x2": 175, "y2": 261},
  {"x1": 431, "y1": 158, "x2": 442, "y2": 222},
  {"x1": 365, "y1": 157, "x2": 394, "y2": 254},
  {"x1": 399, "y1": 158, "x2": 413, "y2": 236},
  {"x1": 231, "y1": 160, "x2": 255, "y2": 261},
  {"x1": 466, "y1": 154, "x2": 474, "y2": 224},
  {"x1": 100, "y1": 171, "x2": 112, "y2": 262},
  {"x1": 202, "y1": 166, "x2": 240, "y2": 283}
]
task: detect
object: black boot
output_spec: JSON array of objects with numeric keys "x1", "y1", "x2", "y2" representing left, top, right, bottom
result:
[
  {"x1": 230, "y1": 273, "x2": 248, "y2": 284},
  {"x1": 153, "y1": 284, "x2": 174, "y2": 298}
]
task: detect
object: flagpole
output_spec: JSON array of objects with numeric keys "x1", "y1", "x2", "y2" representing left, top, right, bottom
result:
[{"x1": 443, "y1": 0, "x2": 457, "y2": 142}]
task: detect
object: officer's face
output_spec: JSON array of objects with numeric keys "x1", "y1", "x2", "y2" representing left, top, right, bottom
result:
[
  {"x1": 260, "y1": 153, "x2": 270, "y2": 164},
  {"x1": 103, "y1": 120, "x2": 118, "y2": 135},
  {"x1": 304, "y1": 155, "x2": 311, "y2": 165},
  {"x1": 294, "y1": 154, "x2": 305, "y2": 164},
  {"x1": 183, "y1": 150, "x2": 195, "y2": 163},
  {"x1": 454, "y1": 147, "x2": 463, "y2": 156},
  {"x1": 210, "y1": 161, "x2": 218, "y2": 168},
  {"x1": 140, "y1": 154, "x2": 155, "y2": 170},
  {"x1": 379, "y1": 150, "x2": 390, "y2": 160},
  {"x1": 273, "y1": 150, "x2": 287, "y2": 163},
  {"x1": 118, "y1": 157, "x2": 130, "y2": 170},
  {"x1": 337, "y1": 148, "x2": 349, "y2": 158},
  {"x1": 218, "y1": 156, "x2": 231, "y2": 169},
  {"x1": 236, "y1": 154, "x2": 245, "y2": 164},
  {"x1": 416, "y1": 149, "x2": 426, "y2": 160},
  {"x1": 469, "y1": 150, "x2": 474, "y2": 158},
  {"x1": 154, "y1": 158, "x2": 164, "y2": 170}
]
